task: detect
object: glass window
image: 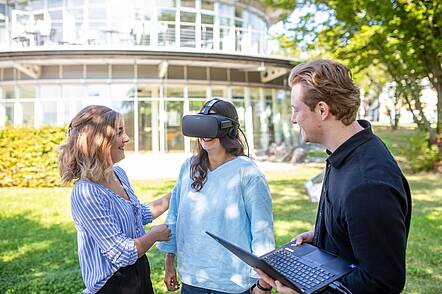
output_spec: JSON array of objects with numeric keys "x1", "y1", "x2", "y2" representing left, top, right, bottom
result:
[
  {"x1": 264, "y1": 89, "x2": 275, "y2": 144},
  {"x1": 48, "y1": 0, "x2": 63, "y2": 8},
  {"x1": 165, "y1": 100, "x2": 184, "y2": 151},
  {"x1": 48, "y1": 9, "x2": 63, "y2": 21},
  {"x1": 41, "y1": 66, "x2": 59, "y2": 79},
  {"x1": 168, "y1": 65, "x2": 185, "y2": 79},
  {"x1": 41, "y1": 101, "x2": 57, "y2": 124},
  {"x1": 187, "y1": 66, "x2": 206, "y2": 80},
  {"x1": 67, "y1": 0, "x2": 85, "y2": 7},
  {"x1": 231, "y1": 86, "x2": 245, "y2": 126},
  {"x1": 18, "y1": 85, "x2": 36, "y2": 99},
  {"x1": 235, "y1": 6, "x2": 243, "y2": 19},
  {"x1": 157, "y1": 0, "x2": 176, "y2": 7},
  {"x1": 211, "y1": 86, "x2": 226, "y2": 99},
  {"x1": 180, "y1": 24, "x2": 195, "y2": 47},
  {"x1": 3, "y1": 86, "x2": 15, "y2": 99},
  {"x1": 159, "y1": 9, "x2": 175, "y2": 21},
  {"x1": 189, "y1": 100, "x2": 204, "y2": 113},
  {"x1": 3, "y1": 68, "x2": 14, "y2": 80},
  {"x1": 158, "y1": 23, "x2": 176, "y2": 46},
  {"x1": 165, "y1": 86, "x2": 183, "y2": 98},
  {"x1": 201, "y1": 14, "x2": 214, "y2": 24},
  {"x1": 62, "y1": 85, "x2": 85, "y2": 124},
  {"x1": 87, "y1": 84, "x2": 109, "y2": 100},
  {"x1": 180, "y1": 11, "x2": 195, "y2": 23},
  {"x1": 63, "y1": 65, "x2": 83, "y2": 79},
  {"x1": 110, "y1": 84, "x2": 135, "y2": 99},
  {"x1": 138, "y1": 65, "x2": 158, "y2": 79},
  {"x1": 230, "y1": 69, "x2": 245, "y2": 82},
  {"x1": 209, "y1": 68, "x2": 227, "y2": 81},
  {"x1": 112, "y1": 101, "x2": 134, "y2": 151},
  {"x1": 63, "y1": 100, "x2": 83, "y2": 124},
  {"x1": 138, "y1": 101, "x2": 159, "y2": 152},
  {"x1": 219, "y1": 3, "x2": 233, "y2": 18},
  {"x1": 112, "y1": 65, "x2": 134, "y2": 79},
  {"x1": 201, "y1": 25, "x2": 213, "y2": 49},
  {"x1": 22, "y1": 102, "x2": 35, "y2": 127},
  {"x1": 63, "y1": 84, "x2": 84, "y2": 99},
  {"x1": 41, "y1": 85, "x2": 61, "y2": 99},
  {"x1": 137, "y1": 85, "x2": 153, "y2": 98},
  {"x1": 86, "y1": 65, "x2": 108, "y2": 79},
  {"x1": 180, "y1": 0, "x2": 195, "y2": 8},
  {"x1": 201, "y1": 0, "x2": 214, "y2": 11},
  {"x1": 249, "y1": 88, "x2": 269, "y2": 150},
  {"x1": 4, "y1": 103, "x2": 14, "y2": 126},
  {"x1": 31, "y1": 0, "x2": 45, "y2": 10},
  {"x1": 188, "y1": 86, "x2": 207, "y2": 99}
]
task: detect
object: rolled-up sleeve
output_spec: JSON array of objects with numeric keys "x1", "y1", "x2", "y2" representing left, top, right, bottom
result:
[
  {"x1": 140, "y1": 202, "x2": 153, "y2": 225},
  {"x1": 157, "y1": 184, "x2": 179, "y2": 254},
  {"x1": 71, "y1": 183, "x2": 138, "y2": 268}
]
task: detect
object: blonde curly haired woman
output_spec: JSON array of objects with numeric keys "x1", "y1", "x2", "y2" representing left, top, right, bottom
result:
[{"x1": 59, "y1": 105, "x2": 171, "y2": 294}]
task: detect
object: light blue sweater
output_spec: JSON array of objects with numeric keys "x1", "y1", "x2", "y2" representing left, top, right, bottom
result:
[{"x1": 158, "y1": 156, "x2": 275, "y2": 293}]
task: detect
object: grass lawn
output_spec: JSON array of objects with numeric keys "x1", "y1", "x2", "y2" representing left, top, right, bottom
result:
[{"x1": 1, "y1": 126, "x2": 441, "y2": 293}]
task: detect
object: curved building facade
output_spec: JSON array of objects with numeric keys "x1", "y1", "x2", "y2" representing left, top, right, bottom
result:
[{"x1": 0, "y1": 0, "x2": 298, "y2": 154}]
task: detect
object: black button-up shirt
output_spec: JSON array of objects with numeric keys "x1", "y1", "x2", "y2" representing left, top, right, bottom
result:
[{"x1": 313, "y1": 120, "x2": 412, "y2": 293}]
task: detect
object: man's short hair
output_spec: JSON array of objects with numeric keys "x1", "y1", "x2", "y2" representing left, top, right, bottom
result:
[{"x1": 289, "y1": 59, "x2": 360, "y2": 125}]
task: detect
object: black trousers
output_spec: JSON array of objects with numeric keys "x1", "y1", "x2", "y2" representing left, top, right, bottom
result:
[{"x1": 98, "y1": 255, "x2": 154, "y2": 294}]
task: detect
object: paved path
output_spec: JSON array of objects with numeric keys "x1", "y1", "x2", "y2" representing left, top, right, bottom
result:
[{"x1": 117, "y1": 153, "x2": 311, "y2": 181}]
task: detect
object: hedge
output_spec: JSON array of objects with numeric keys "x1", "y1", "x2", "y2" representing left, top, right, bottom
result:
[{"x1": 0, "y1": 126, "x2": 66, "y2": 187}]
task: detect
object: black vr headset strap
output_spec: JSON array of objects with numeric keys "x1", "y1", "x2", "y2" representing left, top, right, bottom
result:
[{"x1": 200, "y1": 98, "x2": 222, "y2": 115}]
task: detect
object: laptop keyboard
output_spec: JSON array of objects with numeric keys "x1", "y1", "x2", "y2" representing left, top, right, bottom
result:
[{"x1": 262, "y1": 249, "x2": 335, "y2": 290}]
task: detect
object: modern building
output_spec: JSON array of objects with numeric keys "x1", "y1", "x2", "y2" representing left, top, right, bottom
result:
[{"x1": 0, "y1": 0, "x2": 298, "y2": 155}]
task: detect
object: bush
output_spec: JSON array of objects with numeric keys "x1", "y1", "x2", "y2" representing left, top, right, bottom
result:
[
  {"x1": 0, "y1": 126, "x2": 66, "y2": 187},
  {"x1": 400, "y1": 129, "x2": 441, "y2": 173}
]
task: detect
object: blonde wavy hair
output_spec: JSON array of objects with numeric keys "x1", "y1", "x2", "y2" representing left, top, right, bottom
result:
[{"x1": 58, "y1": 105, "x2": 123, "y2": 185}]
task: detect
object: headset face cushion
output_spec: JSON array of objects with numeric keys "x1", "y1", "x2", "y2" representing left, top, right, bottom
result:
[{"x1": 182, "y1": 114, "x2": 232, "y2": 138}]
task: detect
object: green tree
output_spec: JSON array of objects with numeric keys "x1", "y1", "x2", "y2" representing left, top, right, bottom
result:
[{"x1": 266, "y1": 0, "x2": 442, "y2": 139}]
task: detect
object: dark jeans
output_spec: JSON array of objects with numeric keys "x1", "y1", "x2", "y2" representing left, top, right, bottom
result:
[
  {"x1": 98, "y1": 255, "x2": 154, "y2": 294},
  {"x1": 181, "y1": 283, "x2": 251, "y2": 294}
]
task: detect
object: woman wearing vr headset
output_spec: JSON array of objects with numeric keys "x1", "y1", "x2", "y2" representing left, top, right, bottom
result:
[
  {"x1": 158, "y1": 99, "x2": 275, "y2": 294},
  {"x1": 58, "y1": 105, "x2": 171, "y2": 294}
]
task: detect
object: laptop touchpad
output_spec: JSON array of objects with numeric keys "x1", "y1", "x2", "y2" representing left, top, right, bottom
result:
[{"x1": 302, "y1": 250, "x2": 336, "y2": 265}]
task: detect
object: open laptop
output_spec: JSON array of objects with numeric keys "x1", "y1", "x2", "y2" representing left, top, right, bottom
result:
[{"x1": 206, "y1": 232, "x2": 355, "y2": 294}]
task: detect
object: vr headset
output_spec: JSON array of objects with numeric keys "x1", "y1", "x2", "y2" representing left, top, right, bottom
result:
[{"x1": 182, "y1": 99, "x2": 239, "y2": 138}]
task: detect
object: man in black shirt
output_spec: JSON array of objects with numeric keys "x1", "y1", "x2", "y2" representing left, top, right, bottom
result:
[{"x1": 257, "y1": 60, "x2": 412, "y2": 293}]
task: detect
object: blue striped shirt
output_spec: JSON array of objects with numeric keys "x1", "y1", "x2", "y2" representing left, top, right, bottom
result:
[{"x1": 71, "y1": 166, "x2": 153, "y2": 294}]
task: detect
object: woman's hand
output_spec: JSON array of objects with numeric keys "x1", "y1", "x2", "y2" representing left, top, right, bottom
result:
[
  {"x1": 292, "y1": 230, "x2": 314, "y2": 246},
  {"x1": 164, "y1": 253, "x2": 180, "y2": 291},
  {"x1": 150, "y1": 224, "x2": 171, "y2": 241}
]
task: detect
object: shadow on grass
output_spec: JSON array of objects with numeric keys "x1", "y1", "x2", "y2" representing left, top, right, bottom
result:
[{"x1": 0, "y1": 214, "x2": 83, "y2": 293}]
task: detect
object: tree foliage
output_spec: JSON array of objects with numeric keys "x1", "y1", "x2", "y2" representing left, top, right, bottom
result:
[{"x1": 266, "y1": 0, "x2": 442, "y2": 139}]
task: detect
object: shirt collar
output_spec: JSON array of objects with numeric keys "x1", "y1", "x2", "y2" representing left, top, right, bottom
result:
[{"x1": 326, "y1": 120, "x2": 373, "y2": 169}]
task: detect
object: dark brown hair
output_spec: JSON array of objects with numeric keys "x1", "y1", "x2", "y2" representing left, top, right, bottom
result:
[
  {"x1": 190, "y1": 100, "x2": 245, "y2": 192},
  {"x1": 289, "y1": 59, "x2": 360, "y2": 125}
]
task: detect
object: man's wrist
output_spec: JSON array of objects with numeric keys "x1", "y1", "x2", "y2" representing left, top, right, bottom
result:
[{"x1": 256, "y1": 280, "x2": 272, "y2": 291}]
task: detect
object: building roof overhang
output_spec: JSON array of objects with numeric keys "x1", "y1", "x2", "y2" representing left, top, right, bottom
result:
[
  {"x1": 0, "y1": 47, "x2": 296, "y2": 68},
  {"x1": 0, "y1": 48, "x2": 298, "y2": 83}
]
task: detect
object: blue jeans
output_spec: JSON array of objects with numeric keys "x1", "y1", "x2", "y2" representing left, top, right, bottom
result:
[{"x1": 181, "y1": 283, "x2": 251, "y2": 294}]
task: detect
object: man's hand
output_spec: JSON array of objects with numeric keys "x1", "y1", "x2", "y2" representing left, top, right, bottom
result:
[
  {"x1": 292, "y1": 230, "x2": 314, "y2": 246},
  {"x1": 255, "y1": 269, "x2": 299, "y2": 294},
  {"x1": 164, "y1": 253, "x2": 180, "y2": 291}
]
